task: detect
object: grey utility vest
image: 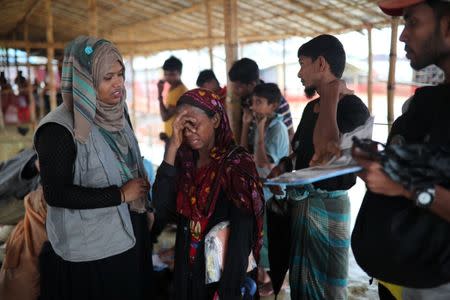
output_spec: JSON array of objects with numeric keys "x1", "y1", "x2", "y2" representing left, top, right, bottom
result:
[{"x1": 35, "y1": 104, "x2": 140, "y2": 262}]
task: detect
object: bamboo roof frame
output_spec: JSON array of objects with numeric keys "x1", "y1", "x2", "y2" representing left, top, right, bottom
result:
[
  {"x1": 0, "y1": 0, "x2": 402, "y2": 140},
  {"x1": 0, "y1": 0, "x2": 391, "y2": 57}
]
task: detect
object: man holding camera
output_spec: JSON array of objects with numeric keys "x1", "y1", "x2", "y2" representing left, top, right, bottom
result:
[{"x1": 352, "y1": 1, "x2": 450, "y2": 299}]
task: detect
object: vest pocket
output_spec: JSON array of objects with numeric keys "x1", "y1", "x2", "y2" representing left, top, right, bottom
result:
[
  {"x1": 79, "y1": 207, "x2": 126, "y2": 248},
  {"x1": 82, "y1": 165, "x2": 109, "y2": 188}
]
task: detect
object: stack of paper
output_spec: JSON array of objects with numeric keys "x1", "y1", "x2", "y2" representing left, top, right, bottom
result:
[{"x1": 265, "y1": 116, "x2": 374, "y2": 187}]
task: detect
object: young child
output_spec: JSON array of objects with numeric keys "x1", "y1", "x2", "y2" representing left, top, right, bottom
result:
[{"x1": 240, "y1": 82, "x2": 289, "y2": 296}]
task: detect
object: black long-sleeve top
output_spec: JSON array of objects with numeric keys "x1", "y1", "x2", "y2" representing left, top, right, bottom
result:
[
  {"x1": 35, "y1": 123, "x2": 121, "y2": 209},
  {"x1": 152, "y1": 161, "x2": 254, "y2": 300}
]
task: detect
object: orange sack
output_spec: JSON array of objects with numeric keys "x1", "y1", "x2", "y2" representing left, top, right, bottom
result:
[{"x1": 0, "y1": 186, "x2": 47, "y2": 300}]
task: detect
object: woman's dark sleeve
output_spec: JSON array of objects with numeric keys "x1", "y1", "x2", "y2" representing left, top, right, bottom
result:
[
  {"x1": 35, "y1": 123, "x2": 121, "y2": 209},
  {"x1": 152, "y1": 161, "x2": 178, "y2": 229},
  {"x1": 21, "y1": 153, "x2": 38, "y2": 180},
  {"x1": 218, "y1": 204, "x2": 255, "y2": 299}
]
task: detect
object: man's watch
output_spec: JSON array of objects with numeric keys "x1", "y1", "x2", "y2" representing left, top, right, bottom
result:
[{"x1": 414, "y1": 187, "x2": 435, "y2": 208}]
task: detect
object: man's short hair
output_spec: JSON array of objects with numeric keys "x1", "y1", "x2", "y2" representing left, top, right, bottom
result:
[
  {"x1": 297, "y1": 34, "x2": 346, "y2": 79},
  {"x1": 228, "y1": 58, "x2": 259, "y2": 84},
  {"x1": 253, "y1": 83, "x2": 282, "y2": 105},
  {"x1": 162, "y1": 56, "x2": 183, "y2": 72},
  {"x1": 196, "y1": 69, "x2": 219, "y2": 87}
]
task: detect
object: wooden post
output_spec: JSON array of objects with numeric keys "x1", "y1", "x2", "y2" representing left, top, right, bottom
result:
[
  {"x1": 0, "y1": 85, "x2": 4, "y2": 131},
  {"x1": 205, "y1": 0, "x2": 214, "y2": 70},
  {"x1": 13, "y1": 33, "x2": 19, "y2": 77},
  {"x1": 130, "y1": 55, "x2": 136, "y2": 128},
  {"x1": 88, "y1": 0, "x2": 98, "y2": 37},
  {"x1": 387, "y1": 18, "x2": 398, "y2": 128},
  {"x1": 46, "y1": 0, "x2": 57, "y2": 111},
  {"x1": 39, "y1": 84, "x2": 45, "y2": 119},
  {"x1": 1, "y1": 48, "x2": 5, "y2": 75},
  {"x1": 0, "y1": 48, "x2": 5, "y2": 130},
  {"x1": 6, "y1": 48, "x2": 10, "y2": 80},
  {"x1": 223, "y1": 0, "x2": 239, "y2": 139},
  {"x1": 14, "y1": 47, "x2": 19, "y2": 77},
  {"x1": 282, "y1": 39, "x2": 287, "y2": 97},
  {"x1": 145, "y1": 60, "x2": 150, "y2": 114},
  {"x1": 367, "y1": 25, "x2": 373, "y2": 114},
  {"x1": 25, "y1": 24, "x2": 36, "y2": 127}
]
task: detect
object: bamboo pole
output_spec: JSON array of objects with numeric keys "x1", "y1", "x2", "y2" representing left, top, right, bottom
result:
[
  {"x1": 0, "y1": 40, "x2": 65, "y2": 49},
  {"x1": 46, "y1": 0, "x2": 57, "y2": 111},
  {"x1": 367, "y1": 25, "x2": 373, "y2": 114},
  {"x1": 145, "y1": 60, "x2": 150, "y2": 114},
  {"x1": 0, "y1": 47, "x2": 5, "y2": 130},
  {"x1": 24, "y1": 24, "x2": 36, "y2": 127},
  {"x1": 14, "y1": 43, "x2": 19, "y2": 77},
  {"x1": 88, "y1": 0, "x2": 98, "y2": 37},
  {"x1": 205, "y1": 0, "x2": 214, "y2": 70},
  {"x1": 39, "y1": 84, "x2": 45, "y2": 119},
  {"x1": 0, "y1": 46, "x2": 5, "y2": 131},
  {"x1": 282, "y1": 39, "x2": 287, "y2": 97},
  {"x1": 13, "y1": 33, "x2": 19, "y2": 78},
  {"x1": 387, "y1": 18, "x2": 398, "y2": 129},
  {"x1": 6, "y1": 48, "x2": 10, "y2": 81},
  {"x1": 223, "y1": 0, "x2": 239, "y2": 139},
  {"x1": 0, "y1": 83, "x2": 4, "y2": 131},
  {"x1": 1, "y1": 48, "x2": 5, "y2": 73},
  {"x1": 130, "y1": 55, "x2": 136, "y2": 128}
]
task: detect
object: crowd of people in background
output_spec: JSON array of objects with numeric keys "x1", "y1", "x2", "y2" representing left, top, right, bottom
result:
[
  {"x1": 0, "y1": 1, "x2": 450, "y2": 300},
  {"x1": 1, "y1": 68, "x2": 64, "y2": 126}
]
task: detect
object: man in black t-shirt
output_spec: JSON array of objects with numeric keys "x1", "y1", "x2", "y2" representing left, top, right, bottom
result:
[
  {"x1": 271, "y1": 34, "x2": 369, "y2": 300},
  {"x1": 352, "y1": 1, "x2": 450, "y2": 299}
]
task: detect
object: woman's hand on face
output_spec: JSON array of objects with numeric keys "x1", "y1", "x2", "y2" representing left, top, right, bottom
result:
[
  {"x1": 164, "y1": 109, "x2": 195, "y2": 165},
  {"x1": 169, "y1": 110, "x2": 197, "y2": 150},
  {"x1": 120, "y1": 178, "x2": 150, "y2": 203},
  {"x1": 169, "y1": 110, "x2": 188, "y2": 150}
]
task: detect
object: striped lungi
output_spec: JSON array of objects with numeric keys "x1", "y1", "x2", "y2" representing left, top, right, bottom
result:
[{"x1": 287, "y1": 185, "x2": 350, "y2": 300}]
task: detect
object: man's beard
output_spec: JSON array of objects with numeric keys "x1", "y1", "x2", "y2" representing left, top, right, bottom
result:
[
  {"x1": 304, "y1": 86, "x2": 317, "y2": 99},
  {"x1": 410, "y1": 29, "x2": 447, "y2": 71}
]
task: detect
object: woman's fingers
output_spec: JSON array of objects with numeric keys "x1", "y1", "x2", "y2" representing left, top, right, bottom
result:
[
  {"x1": 173, "y1": 110, "x2": 188, "y2": 128},
  {"x1": 174, "y1": 111, "x2": 197, "y2": 133},
  {"x1": 182, "y1": 117, "x2": 197, "y2": 133}
]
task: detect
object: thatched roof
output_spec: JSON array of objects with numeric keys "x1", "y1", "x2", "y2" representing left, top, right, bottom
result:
[{"x1": 0, "y1": 0, "x2": 392, "y2": 57}]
